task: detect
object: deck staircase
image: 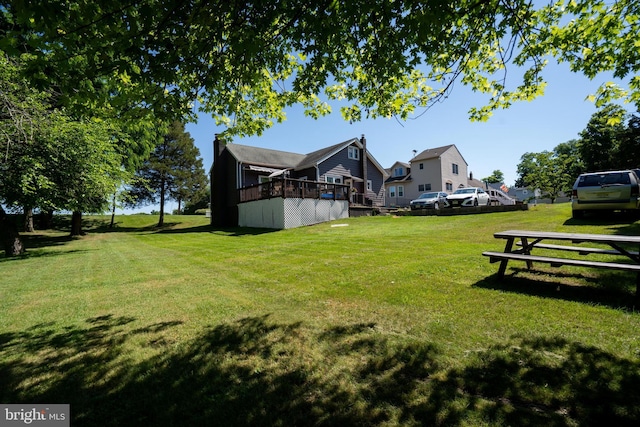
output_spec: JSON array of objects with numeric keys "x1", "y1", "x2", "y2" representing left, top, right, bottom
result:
[{"x1": 488, "y1": 188, "x2": 516, "y2": 206}]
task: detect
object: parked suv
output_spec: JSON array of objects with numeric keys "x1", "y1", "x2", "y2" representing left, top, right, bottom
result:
[{"x1": 571, "y1": 170, "x2": 640, "y2": 218}]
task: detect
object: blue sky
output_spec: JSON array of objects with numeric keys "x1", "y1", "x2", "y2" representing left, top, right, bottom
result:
[{"x1": 186, "y1": 62, "x2": 628, "y2": 191}]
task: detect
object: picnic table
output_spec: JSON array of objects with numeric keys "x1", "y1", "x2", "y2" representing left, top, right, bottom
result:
[{"x1": 483, "y1": 230, "x2": 640, "y2": 296}]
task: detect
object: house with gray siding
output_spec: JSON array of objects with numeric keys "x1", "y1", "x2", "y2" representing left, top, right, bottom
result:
[{"x1": 211, "y1": 135, "x2": 387, "y2": 228}]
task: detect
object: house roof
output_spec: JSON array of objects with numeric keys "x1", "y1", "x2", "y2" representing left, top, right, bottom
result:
[
  {"x1": 411, "y1": 144, "x2": 468, "y2": 165},
  {"x1": 226, "y1": 137, "x2": 388, "y2": 178},
  {"x1": 225, "y1": 144, "x2": 306, "y2": 168},
  {"x1": 387, "y1": 161, "x2": 410, "y2": 170},
  {"x1": 385, "y1": 174, "x2": 412, "y2": 184},
  {"x1": 296, "y1": 138, "x2": 359, "y2": 170},
  {"x1": 467, "y1": 177, "x2": 486, "y2": 188}
]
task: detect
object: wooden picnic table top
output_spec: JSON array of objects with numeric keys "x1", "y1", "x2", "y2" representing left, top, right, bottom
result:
[{"x1": 494, "y1": 230, "x2": 640, "y2": 245}]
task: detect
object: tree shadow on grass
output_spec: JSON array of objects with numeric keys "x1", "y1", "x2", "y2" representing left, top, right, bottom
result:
[
  {"x1": 474, "y1": 270, "x2": 638, "y2": 311},
  {"x1": 0, "y1": 232, "x2": 90, "y2": 262},
  {"x1": 95, "y1": 222, "x2": 277, "y2": 236},
  {"x1": 563, "y1": 211, "x2": 640, "y2": 230},
  {"x1": 1, "y1": 315, "x2": 639, "y2": 426}
]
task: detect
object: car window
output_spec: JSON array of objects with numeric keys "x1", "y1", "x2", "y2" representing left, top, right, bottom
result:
[
  {"x1": 420, "y1": 192, "x2": 438, "y2": 198},
  {"x1": 578, "y1": 173, "x2": 630, "y2": 187}
]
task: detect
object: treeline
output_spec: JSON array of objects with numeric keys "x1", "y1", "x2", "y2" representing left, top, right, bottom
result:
[
  {"x1": 516, "y1": 105, "x2": 640, "y2": 202},
  {"x1": 0, "y1": 56, "x2": 207, "y2": 256}
]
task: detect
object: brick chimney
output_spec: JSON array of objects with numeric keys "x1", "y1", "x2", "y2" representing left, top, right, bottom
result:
[{"x1": 360, "y1": 134, "x2": 368, "y2": 200}]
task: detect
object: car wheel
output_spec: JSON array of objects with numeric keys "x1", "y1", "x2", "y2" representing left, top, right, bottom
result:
[
  {"x1": 473, "y1": 198, "x2": 478, "y2": 207},
  {"x1": 486, "y1": 198, "x2": 491, "y2": 206}
]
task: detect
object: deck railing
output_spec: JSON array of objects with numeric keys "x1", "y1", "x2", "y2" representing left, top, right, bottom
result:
[{"x1": 239, "y1": 178, "x2": 351, "y2": 203}]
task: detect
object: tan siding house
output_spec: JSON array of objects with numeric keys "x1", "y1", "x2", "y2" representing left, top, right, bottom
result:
[{"x1": 386, "y1": 145, "x2": 469, "y2": 205}]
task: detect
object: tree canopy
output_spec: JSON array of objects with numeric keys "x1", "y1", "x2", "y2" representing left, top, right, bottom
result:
[
  {"x1": 1, "y1": 0, "x2": 638, "y2": 138},
  {"x1": 516, "y1": 106, "x2": 640, "y2": 201},
  {"x1": 482, "y1": 170, "x2": 505, "y2": 184},
  {"x1": 126, "y1": 122, "x2": 207, "y2": 227}
]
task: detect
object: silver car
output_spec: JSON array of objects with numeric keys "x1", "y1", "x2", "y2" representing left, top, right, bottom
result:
[
  {"x1": 410, "y1": 191, "x2": 449, "y2": 210},
  {"x1": 571, "y1": 170, "x2": 640, "y2": 218}
]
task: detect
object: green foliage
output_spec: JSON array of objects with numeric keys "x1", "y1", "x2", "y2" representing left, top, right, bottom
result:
[
  {"x1": 517, "y1": 104, "x2": 640, "y2": 196},
  {"x1": 183, "y1": 185, "x2": 210, "y2": 215},
  {"x1": 482, "y1": 170, "x2": 505, "y2": 184},
  {"x1": 516, "y1": 151, "x2": 570, "y2": 202},
  {"x1": 578, "y1": 104, "x2": 629, "y2": 171},
  {"x1": 2, "y1": 1, "x2": 639, "y2": 138},
  {"x1": 127, "y1": 121, "x2": 207, "y2": 224},
  {"x1": 0, "y1": 54, "x2": 127, "y2": 215}
]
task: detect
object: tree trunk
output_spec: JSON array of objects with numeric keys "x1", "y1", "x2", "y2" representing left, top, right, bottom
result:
[
  {"x1": 177, "y1": 198, "x2": 182, "y2": 215},
  {"x1": 38, "y1": 210, "x2": 54, "y2": 229},
  {"x1": 24, "y1": 206, "x2": 34, "y2": 232},
  {"x1": 110, "y1": 193, "x2": 116, "y2": 229},
  {"x1": 70, "y1": 211, "x2": 84, "y2": 236},
  {"x1": 0, "y1": 208, "x2": 25, "y2": 256},
  {"x1": 158, "y1": 179, "x2": 165, "y2": 227}
]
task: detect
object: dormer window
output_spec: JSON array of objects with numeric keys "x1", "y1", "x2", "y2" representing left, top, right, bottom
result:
[
  {"x1": 393, "y1": 167, "x2": 404, "y2": 177},
  {"x1": 348, "y1": 146, "x2": 360, "y2": 160}
]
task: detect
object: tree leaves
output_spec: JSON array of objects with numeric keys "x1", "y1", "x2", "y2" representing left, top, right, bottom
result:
[{"x1": 1, "y1": 0, "x2": 638, "y2": 138}]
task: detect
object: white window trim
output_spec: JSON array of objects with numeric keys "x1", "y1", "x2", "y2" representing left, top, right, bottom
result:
[
  {"x1": 348, "y1": 146, "x2": 360, "y2": 160},
  {"x1": 325, "y1": 175, "x2": 342, "y2": 184}
]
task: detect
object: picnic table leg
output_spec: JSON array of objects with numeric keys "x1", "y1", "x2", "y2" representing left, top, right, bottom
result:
[
  {"x1": 521, "y1": 237, "x2": 533, "y2": 270},
  {"x1": 497, "y1": 238, "x2": 514, "y2": 278}
]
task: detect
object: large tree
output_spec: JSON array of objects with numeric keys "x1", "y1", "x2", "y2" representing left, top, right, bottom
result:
[
  {"x1": 482, "y1": 170, "x2": 505, "y2": 184},
  {"x1": 1, "y1": 1, "x2": 638, "y2": 138},
  {"x1": 516, "y1": 150, "x2": 575, "y2": 203},
  {"x1": 577, "y1": 104, "x2": 628, "y2": 172},
  {"x1": 127, "y1": 122, "x2": 207, "y2": 226}
]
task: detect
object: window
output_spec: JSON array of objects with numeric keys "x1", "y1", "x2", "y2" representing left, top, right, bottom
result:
[
  {"x1": 419, "y1": 163, "x2": 424, "y2": 170},
  {"x1": 452, "y1": 163, "x2": 459, "y2": 175},
  {"x1": 259, "y1": 176, "x2": 270, "y2": 183},
  {"x1": 425, "y1": 183, "x2": 431, "y2": 191},
  {"x1": 446, "y1": 182, "x2": 453, "y2": 191},
  {"x1": 398, "y1": 186, "x2": 404, "y2": 197},
  {"x1": 367, "y1": 180, "x2": 372, "y2": 191},
  {"x1": 325, "y1": 175, "x2": 342, "y2": 184},
  {"x1": 389, "y1": 186, "x2": 396, "y2": 198},
  {"x1": 393, "y1": 167, "x2": 404, "y2": 177},
  {"x1": 348, "y1": 146, "x2": 360, "y2": 160},
  {"x1": 418, "y1": 184, "x2": 424, "y2": 192}
]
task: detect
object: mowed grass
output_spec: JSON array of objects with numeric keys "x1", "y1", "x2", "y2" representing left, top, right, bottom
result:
[{"x1": 2, "y1": 204, "x2": 640, "y2": 426}]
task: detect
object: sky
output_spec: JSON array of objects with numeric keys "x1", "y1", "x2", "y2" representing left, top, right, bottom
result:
[
  {"x1": 140, "y1": 61, "x2": 629, "y2": 214},
  {"x1": 186, "y1": 63, "x2": 627, "y2": 185}
]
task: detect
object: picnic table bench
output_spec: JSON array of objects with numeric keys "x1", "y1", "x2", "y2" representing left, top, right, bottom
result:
[{"x1": 482, "y1": 230, "x2": 640, "y2": 296}]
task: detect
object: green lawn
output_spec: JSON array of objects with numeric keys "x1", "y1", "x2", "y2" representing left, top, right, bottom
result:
[{"x1": 2, "y1": 204, "x2": 640, "y2": 426}]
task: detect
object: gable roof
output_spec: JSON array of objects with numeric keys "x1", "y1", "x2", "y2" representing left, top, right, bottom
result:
[
  {"x1": 296, "y1": 138, "x2": 359, "y2": 170},
  {"x1": 411, "y1": 144, "x2": 467, "y2": 165},
  {"x1": 225, "y1": 137, "x2": 388, "y2": 178},
  {"x1": 386, "y1": 161, "x2": 410, "y2": 172},
  {"x1": 225, "y1": 144, "x2": 306, "y2": 168}
]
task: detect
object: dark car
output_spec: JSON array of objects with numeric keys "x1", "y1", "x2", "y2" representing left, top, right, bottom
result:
[
  {"x1": 410, "y1": 192, "x2": 449, "y2": 210},
  {"x1": 571, "y1": 170, "x2": 640, "y2": 218}
]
